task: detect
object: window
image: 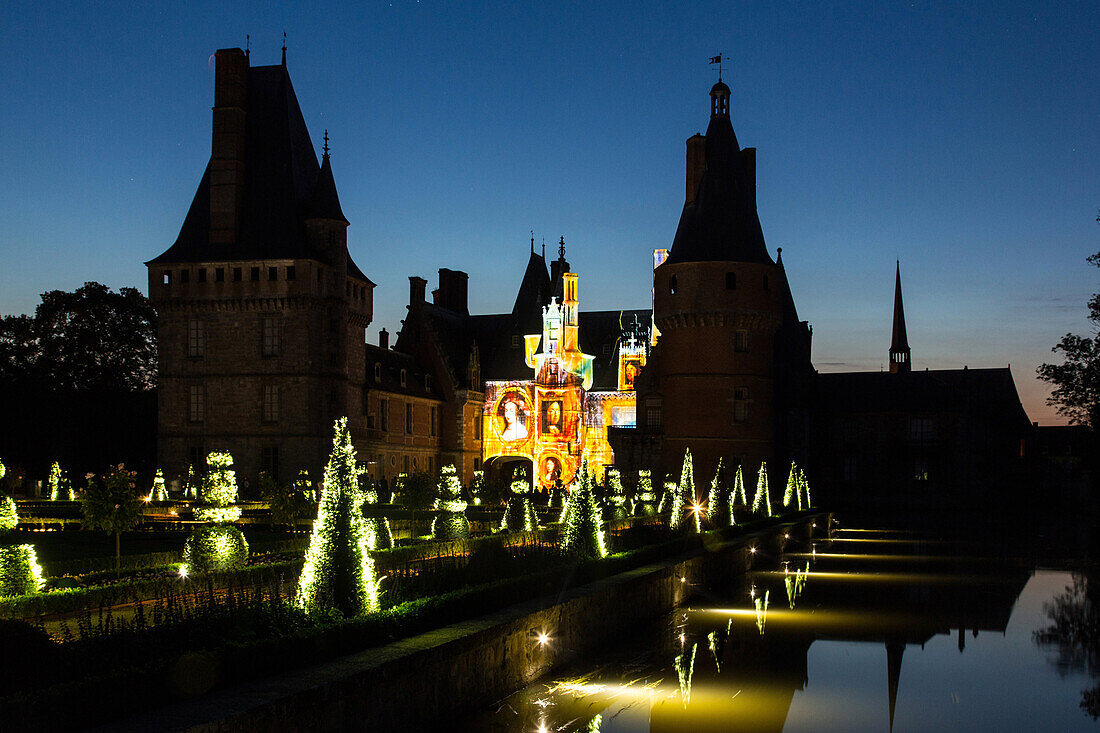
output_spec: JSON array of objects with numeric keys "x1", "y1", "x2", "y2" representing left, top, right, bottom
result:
[
  {"x1": 474, "y1": 408, "x2": 482, "y2": 440},
  {"x1": 286, "y1": 265, "x2": 296, "y2": 281},
  {"x1": 346, "y1": 281, "x2": 351, "y2": 296},
  {"x1": 403, "y1": 455, "x2": 410, "y2": 473},
  {"x1": 511, "y1": 335, "x2": 520, "y2": 349},
  {"x1": 430, "y1": 406, "x2": 438, "y2": 437},
  {"x1": 734, "y1": 330, "x2": 748, "y2": 353},
  {"x1": 367, "y1": 411, "x2": 376, "y2": 429},
  {"x1": 669, "y1": 275, "x2": 677, "y2": 295},
  {"x1": 400, "y1": 369, "x2": 407, "y2": 388},
  {"x1": 251, "y1": 267, "x2": 260, "y2": 282},
  {"x1": 843, "y1": 457, "x2": 857, "y2": 481},
  {"x1": 189, "y1": 385, "x2": 204, "y2": 422},
  {"x1": 405, "y1": 403, "x2": 413, "y2": 434},
  {"x1": 374, "y1": 363, "x2": 382, "y2": 382},
  {"x1": 262, "y1": 317, "x2": 279, "y2": 357},
  {"x1": 260, "y1": 446, "x2": 279, "y2": 482},
  {"x1": 180, "y1": 269, "x2": 189, "y2": 284},
  {"x1": 380, "y1": 400, "x2": 389, "y2": 432},
  {"x1": 910, "y1": 418, "x2": 934, "y2": 442},
  {"x1": 733, "y1": 387, "x2": 749, "y2": 423},
  {"x1": 474, "y1": 457, "x2": 481, "y2": 471},
  {"x1": 268, "y1": 267, "x2": 278, "y2": 281},
  {"x1": 198, "y1": 269, "x2": 207, "y2": 283},
  {"x1": 427, "y1": 457, "x2": 433, "y2": 474},
  {"x1": 215, "y1": 267, "x2": 225, "y2": 283},
  {"x1": 187, "y1": 319, "x2": 205, "y2": 358},
  {"x1": 602, "y1": 343, "x2": 611, "y2": 356},
  {"x1": 425, "y1": 374, "x2": 432, "y2": 392},
  {"x1": 233, "y1": 267, "x2": 242, "y2": 282},
  {"x1": 645, "y1": 399, "x2": 662, "y2": 429},
  {"x1": 162, "y1": 271, "x2": 171, "y2": 285},
  {"x1": 187, "y1": 446, "x2": 204, "y2": 470},
  {"x1": 725, "y1": 272, "x2": 737, "y2": 289},
  {"x1": 263, "y1": 385, "x2": 279, "y2": 423}
]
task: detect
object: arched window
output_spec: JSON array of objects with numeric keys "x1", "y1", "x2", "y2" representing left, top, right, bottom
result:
[{"x1": 669, "y1": 275, "x2": 677, "y2": 295}]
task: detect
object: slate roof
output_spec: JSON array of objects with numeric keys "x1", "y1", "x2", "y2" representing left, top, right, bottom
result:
[
  {"x1": 891, "y1": 261, "x2": 910, "y2": 352},
  {"x1": 666, "y1": 82, "x2": 772, "y2": 266},
  {"x1": 816, "y1": 368, "x2": 1031, "y2": 429},
  {"x1": 408, "y1": 303, "x2": 651, "y2": 392},
  {"x1": 148, "y1": 63, "x2": 368, "y2": 282},
  {"x1": 364, "y1": 344, "x2": 441, "y2": 400}
]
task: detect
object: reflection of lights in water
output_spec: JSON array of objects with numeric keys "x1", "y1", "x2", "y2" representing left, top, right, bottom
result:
[
  {"x1": 674, "y1": 642, "x2": 698, "y2": 706},
  {"x1": 755, "y1": 590, "x2": 770, "y2": 634},
  {"x1": 749, "y1": 584, "x2": 757, "y2": 600},
  {"x1": 536, "y1": 720, "x2": 548, "y2": 733}
]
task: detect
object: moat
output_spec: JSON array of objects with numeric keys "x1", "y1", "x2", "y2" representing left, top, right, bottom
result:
[{"x1": 458, "y1": 522, "x2": 1100, "y2": 732}]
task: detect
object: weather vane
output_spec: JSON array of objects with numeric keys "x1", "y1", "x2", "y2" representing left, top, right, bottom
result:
[
  {"x1": 709, "y1": 53, "x2": 724, "y2": 82},
  {"x1": 245, "y1": 34, "x2": 250, "y2": 58},
  {"x1": 323, "y1": 129, "x2": 329, "y2": 156}
]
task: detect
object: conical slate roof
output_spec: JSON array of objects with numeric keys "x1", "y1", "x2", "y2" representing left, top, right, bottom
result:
[
  {"x1": 666, "y1": 82, "x2": 772, "y2": 265},
  {"x1": 148, "y1": 63, "x2": 363, "y2": 277},
  {"x1": 891, "y1": 261, "x2": 909, "y2": 352}
]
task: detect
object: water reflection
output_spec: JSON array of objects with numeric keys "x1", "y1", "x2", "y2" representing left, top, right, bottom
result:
[{"x1": 460, "y1": 526, "x2": 1099, "y2": 732}]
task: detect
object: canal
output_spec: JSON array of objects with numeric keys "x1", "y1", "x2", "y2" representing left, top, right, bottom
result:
[{"x1": 460, "y1": 522, "x2": 1100, "y2": 732}]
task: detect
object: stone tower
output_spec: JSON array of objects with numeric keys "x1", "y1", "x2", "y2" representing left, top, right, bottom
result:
[
  {"x1": 146, "y1": 48, "x2": 374, "y2": 486},
  {"x1": 647, "y1": 80, "x2": 801, "y2": 484}
]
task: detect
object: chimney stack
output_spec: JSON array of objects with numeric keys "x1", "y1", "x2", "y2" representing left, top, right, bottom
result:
[
  {"x1": 434, "y1": 268, "x2": 469, "y2": 315},
  {"x1": 210, "y1": 48, "x2": 248, "y2": 245},
  {"x1": 685, "y1": 134, "x2": 705, "y2": 204},
  {"x1": 379, "y1": 328, "x2": 389, "y2": 349},
  {"x1": 409, "y1": 276, "x2": 427, "y2": 307}
]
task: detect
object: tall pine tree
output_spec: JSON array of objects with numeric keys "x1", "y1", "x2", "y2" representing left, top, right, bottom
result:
[{"x1": 296, "y1": 418, "x2": 379, "y2": 616}]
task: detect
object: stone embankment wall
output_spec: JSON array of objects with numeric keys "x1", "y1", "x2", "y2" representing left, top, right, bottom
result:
[{"x1": 107, "y1": 514, "x2": 828, "y2": 732}]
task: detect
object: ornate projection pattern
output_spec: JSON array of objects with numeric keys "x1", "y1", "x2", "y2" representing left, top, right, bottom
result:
[{"x1": 482, "y1": 271, "x2": 645, "y2": 487}]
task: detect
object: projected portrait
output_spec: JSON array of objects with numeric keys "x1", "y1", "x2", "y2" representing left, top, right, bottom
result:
[
  {"x1": 537, "y1": 449, "x2": 575, "y2": 490},
  {"x1": 619, "y1": 355, "x2": 644, "y2": 391},
  {"x1": 542, "y1": 399, "x2": 564, "y2": 436},
  {"x1": 494, "y1": 390, "x2": 530, "y2": 444}
]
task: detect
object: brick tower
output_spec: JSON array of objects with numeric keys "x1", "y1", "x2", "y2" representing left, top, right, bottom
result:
[
  {"x1": 646, "y1": 80, "x2": 803, "y2": 485},
  {"x1": 146, "y1": 48, "x2": 374, "y2": 486}
]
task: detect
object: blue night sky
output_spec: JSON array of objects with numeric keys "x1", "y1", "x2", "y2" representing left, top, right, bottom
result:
[{"x1": 1, "y1": 1, "x2": 1096, "y2": 424}]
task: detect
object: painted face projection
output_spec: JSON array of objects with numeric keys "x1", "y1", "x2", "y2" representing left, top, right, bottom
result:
[
  {"x1": 539, "y1": 388, "x2": 580, "y2": 442},
  {"x1": 620, "y1": 356, "x2": 643, "y2": 391},
  {"x1": 543, "y1": 399, "x2": 564, "y2": 436},
  {"x1": 496, "y1": 390, "x2": 530, "y2": 443},
  {"x1": 537, "y1": 449, "x2": 575, "y2": 489}
]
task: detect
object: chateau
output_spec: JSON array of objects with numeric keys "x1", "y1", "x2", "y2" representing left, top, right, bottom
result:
[{"x1": 148, "y1": 48, "x2": 1031, "y2": 501}]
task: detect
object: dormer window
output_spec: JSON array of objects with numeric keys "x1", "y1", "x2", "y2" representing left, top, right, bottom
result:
[
  {"x1": 374, "y1": 363, "x2": 382, "y2": 382},
  {"x1": 669, "y1": 275, "x2": 677, "y2": 295},
  {"x1": 400, "y1": 369, "x2": 407, "y2": 388},
  {"x1": 425, "y1": 374, "x2": 432, "y2": 392}
]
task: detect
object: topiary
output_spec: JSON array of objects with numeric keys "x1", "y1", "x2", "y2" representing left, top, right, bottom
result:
[
  {"x1": 360, "y1": 476, "x2": 394, "y2": 550},
  {"x1": 0, "y1": 495, "x2": 17, "y2": 534},
  {"x1": 634, "y1": 469, "x2": 657, "y2": 516},
  {"x1": 195, "y1": 452, "x2": 240, "y2": 522},
  {"x1": 0, "y1": 545, "x2": 45, "y2": 597},
  {"x1": 432, "y1": 465, "x2": 470, "y2": 540},
  {"x1": 706, "y1": 457, "x2": 732, "y2": 528},
  {"x1": 150, "y1": 469, "x2": 168, "y2": 502},
  {"x1": 180, "y1": 524, "x2": 249, "y2": 574},
  {"x1": 500, "y1": 471, "x2": 538, "y2": 533},
  {"x1": 668, "y1": 449, "x2": 700, "y2": 533},
  {"x1": 559, "y1": 458, "x2": 607, "y2": 559}
]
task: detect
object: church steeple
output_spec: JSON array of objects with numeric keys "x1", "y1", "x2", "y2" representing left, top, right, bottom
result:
[{"x1": 889, "y1": 261, "x2": 911, "y2": 374}]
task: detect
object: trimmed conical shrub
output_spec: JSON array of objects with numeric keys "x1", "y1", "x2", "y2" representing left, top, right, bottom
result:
[
  {"x1": 752, "y1": 462, "x2": 772, "y2": 517},
  {"x1": 782, "y1": 461, "x2": 799, "y2": 510},
  {"x1": 706, "y1": 458, "x2": 732, "y2": 528},
  {"x1": 150, "y1": 469, "x2": 168, "y2": 502},
  {"x1": 657, "y1": 475, "x2": 675, "y2": 515},
  {"x1": 296, "y1": 417, "x2": 379, "y2": 616},
  {"x1": 500, "y1": 472, "x2": 538, "y2": 533},
  {"x1": 669, "y1": 449, "x2": 700, "y2": 533},
  {"x1": 432, "y1": 465, "x2": 470, "y2": 540},
  {"x1": 634, "y1": 470, "x2": 657, "y2": 516},
  {"x1": 605, "y1": 468, "x2": 630, "y2": 522},
  {"x1": 360, "y1": 476, "x2": 394, "y2": 550},
  {"x1": 0, "y1": 496, "x2": 16, "y2": 534},
  {"x1": 183, "y1": 464, "x2": 197, "y2": 500},
  {"x1": 0, "y1": 545, "x2": 44, "y2": 597},
  {"x1": 559, "y1": 458, "x2": 607, "y2": 559},
  {"x1": 469, "y1": 469, "x2": 485, "y2": 506},
  {"x1": 731, "y1": 464, "x2": 748, "y2": 508},
  {"x1": 800, "y1": 467, "x2": 812, "y2": 509}
]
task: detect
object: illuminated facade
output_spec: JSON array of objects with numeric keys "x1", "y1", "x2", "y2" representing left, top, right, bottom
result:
[{"x1": 482, "y1": 273, "x2": 644, "y2": 487}]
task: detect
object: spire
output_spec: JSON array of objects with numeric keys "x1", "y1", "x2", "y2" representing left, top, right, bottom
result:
[
  {"x1": 887, "y1": 642, "x2": 904, "y2": 732},
  {"x1": 530, "y1": 230, "x2": 534, "y2": 255},
  {"x1": 307, "y1": 132, "x2": 348, "y2": 224},
  {"x1": 551, "y1": 236, "x2": 570, "y2": 301},
  {"x1": 889, "y1": 261, "x2": 911, "y2": 374},
  {"x1": 281, "y1": 31, "x2": 287, "y2": 66}
]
